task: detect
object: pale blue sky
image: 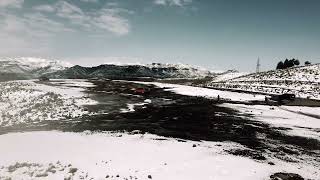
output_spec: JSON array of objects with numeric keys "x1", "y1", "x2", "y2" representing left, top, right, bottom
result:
[{"x1": 0, "y1": 0, "x2": 319, "y2": 71}]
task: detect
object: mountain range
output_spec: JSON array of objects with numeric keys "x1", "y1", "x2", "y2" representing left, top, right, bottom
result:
[
  {"x1": 45, "y1": 63, "x2": 218, "y2": 79},
  {"x1": 0, "y1": 58, "x2": 223, "y2": 81}
]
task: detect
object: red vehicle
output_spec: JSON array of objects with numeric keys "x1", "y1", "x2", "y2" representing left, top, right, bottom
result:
[{"x1": 134, "y1": 88, "x2": 146, "y2": 94}]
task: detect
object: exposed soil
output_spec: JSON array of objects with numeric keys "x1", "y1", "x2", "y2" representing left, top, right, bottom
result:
[{"x1": 270, "y1": 172, "x2": 304, "y2": 180}]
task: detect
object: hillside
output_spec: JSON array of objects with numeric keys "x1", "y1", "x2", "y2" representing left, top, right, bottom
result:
[
  {"x1": 211, "y1": 70, "x2": 248, "y2": 82},
  {"x1": 207, "y1": 64, "x2": 320, "y2": 99},
  {"x1": 0, "y1": 57, "x2": 72, "y2": 81},
  {"x1": 46, "y1": 63, "x2": 216, "y2": 79}
]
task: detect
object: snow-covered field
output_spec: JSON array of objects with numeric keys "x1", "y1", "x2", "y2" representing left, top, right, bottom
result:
[
  {"x1": 0, "y1": 131, "x2": 319, "y2": 180},
  {"x1": 1, "y1": 80, "x2": 319, "y2": 180},
  {"x1": 140, "y1": 81, "x2": 320, "y2": 137},
  {"x1": 129, "y1": 81, "x2": 266, "y2": 102},
  {"x1": 134, "y1": 81, "x2": 320, "y2": 140},
  {"x1": 219, "y1": 103, "x2": 320, "y2": 141},
  {"x1": 0, "y1": 79, "x2": 97, "y2": 127}
]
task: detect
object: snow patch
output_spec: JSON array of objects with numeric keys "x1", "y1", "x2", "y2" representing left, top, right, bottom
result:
[
  {"x1": 121, "y1": 99, "x2": 152, "y2": 113},
  {"x1": 219, "y1": 103, "x2": 320, "y2": 140},
  {"x1": 0, "y1": 80, "x2": 97, "y2": 127}
]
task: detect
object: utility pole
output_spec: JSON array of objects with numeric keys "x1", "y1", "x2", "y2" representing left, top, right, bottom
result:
[{"x1": 256, "y1": 57, "x2": 261, "y2": 73}]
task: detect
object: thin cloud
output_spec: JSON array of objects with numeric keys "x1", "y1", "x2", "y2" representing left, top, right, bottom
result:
[
  {"x1": 0, "y1": 13, "x2": 53, "y2": 56},
  {"x1": 0, "y1": 0, "x2": 24, "y2": 9},
  {"x1": 92, "y1": 8, "x2": 131, "y2": 36},
  {"x1": 80, "y1": 0, "x2": 99, "y2": 3},
  {"x1": 32, "y1": 1, "x2": 131, "y2": 36},
  {"x1": 55, "y1": 1, "x2": 89, "y2": 27},
  {"x1": 56, "y1": 1, "x2": 84, "y2": 16},
  {"x1": 23, "y1": 13, "x2": 74, "y2": 35},
  {"x1": 154, "y1": 0, "x2": 192, "y2": 7},
  {"x1": 33, "y1": 4, "x2": 56, "y2": 13}
]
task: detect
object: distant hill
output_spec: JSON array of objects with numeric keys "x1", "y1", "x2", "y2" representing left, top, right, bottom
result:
[
  {"x1": 207, "y1": 64, "x2": 320, "y2": 99},
  {"x1": 46, "y1": 63, "x2": 216, "y2": 79},
  {"x1": 0, "y1": 58, "x2": 221, "y2": 80},
  {"x1": 0, "y1": 57, "x2": 72, "y2": 81}
]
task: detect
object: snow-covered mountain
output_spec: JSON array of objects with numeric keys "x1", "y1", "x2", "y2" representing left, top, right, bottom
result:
[
  {"x1": 207, "y1": 64, "x2": 320, "y2": 99},
  {"x1": 145, "y1": 63, "x2": 214, "y2": 78},
  {"x1": 0, "y1": 57, "x2": 245, "y2": 81},
  {"x1": 0, "y1": 57, "x2": 72, "y2": 81},
  {"x1": 46, "y1": 63, "x2": 216, "y2": 79}
]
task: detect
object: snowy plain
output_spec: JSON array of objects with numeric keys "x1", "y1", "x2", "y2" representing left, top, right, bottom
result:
[
  {"x1": 138, "y1": 81, "x2": 320, "y2": 140},
  {"x1": 0, "y1": 131, "x2": 319, "y2": 180},
  {"x1": 219, "y1": 103, "x2": 320, "y2": 141},
  {"x1": 0, "y1": 80, "x2": 319, "y2": 179},
  {"x1": 127, "y1": 81, "x2": 267, "y2": 102}
]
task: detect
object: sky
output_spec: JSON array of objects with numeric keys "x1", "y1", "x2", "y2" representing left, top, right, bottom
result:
[{"x1": 0, "y1": 0, "x2": 319, "y2": 72}]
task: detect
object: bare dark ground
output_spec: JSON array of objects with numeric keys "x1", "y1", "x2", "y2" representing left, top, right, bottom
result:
[{"x1": 0, "y1": 79, "x2": 319, "y2": 179}]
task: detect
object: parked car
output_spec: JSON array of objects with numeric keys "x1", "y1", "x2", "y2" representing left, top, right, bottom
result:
[
  {"x1": 133, "y1": 87, "x2": 151, "y2": 95},
  {"x1": 271, "y1": 93, "x2": 295, "y2": 103}
]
